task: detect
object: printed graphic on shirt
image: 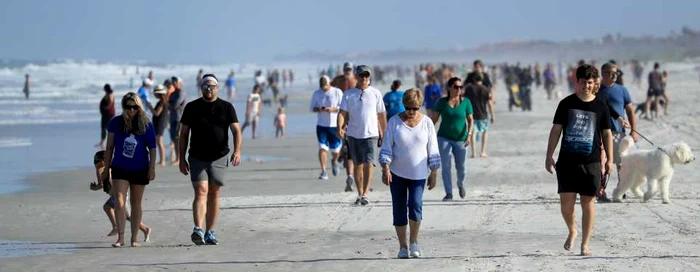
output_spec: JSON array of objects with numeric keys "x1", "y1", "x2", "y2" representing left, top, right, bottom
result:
[
  {"x1": 561, "y1": 109, "x2": 595, "y2": 155},
  {"x1": 123, "y1": 134, "x2": 137, "y2": 159}
]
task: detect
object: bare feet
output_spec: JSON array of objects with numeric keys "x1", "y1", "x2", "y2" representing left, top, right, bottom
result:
[
  {"x1": 131, "y1": 241, "x2": 140, "y2": 248},
  {"x1": 107, "y1": 228, "x2": 118, "y2": 236},
  {"x1": 480, "y1": 153, "x2": 488, "y2": 158},
  {"x1": 564, "y1": 232, "x2": 577, "y2": 251},
  {"x1": 469, "y1": 154, "x2": 476, "y2": 159},
  {"x1": 157, "y1": 162, "x2": 166, "y2": 167},
  {"x1": 112, "y1": 241, "x2": 124, "y2": 248},
  {"x1": 143, "y1": 227, "x2": 152, "y2": 242},
  {"x1": 170, "y1": 160, "x2": 179, "y2": 166},
  {"x1": 581, "y1": 245, "x2": 591, "y2": 256}
]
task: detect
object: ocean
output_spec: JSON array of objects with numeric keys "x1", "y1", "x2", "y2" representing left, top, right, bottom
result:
[{"x1": 0, "y1": 59, "x2": 323, "y2": 194}]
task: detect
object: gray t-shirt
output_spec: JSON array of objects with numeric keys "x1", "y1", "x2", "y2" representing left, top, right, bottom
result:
[
  {"x1": 169, "y1": 89, "x2": 186, "y2": 122},
  {"x1": 648, "y1": 70, "x2": 663, "y2": 91}
]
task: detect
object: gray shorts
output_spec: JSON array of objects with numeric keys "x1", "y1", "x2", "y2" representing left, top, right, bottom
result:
[
  {"x1": 347, "y1": 136, "x2": 378, "y2": 164},
  {"x1": 612, "y1": 132, "x2": 624, "y2": 164},
  {"x1": 188, "y1": 155, "x2": 229, "y2": 186}
]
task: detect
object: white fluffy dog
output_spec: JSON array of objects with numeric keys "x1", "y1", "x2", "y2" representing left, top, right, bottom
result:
[{"x1": 612, "y1": 136, "x2": 695, "y2": 204}]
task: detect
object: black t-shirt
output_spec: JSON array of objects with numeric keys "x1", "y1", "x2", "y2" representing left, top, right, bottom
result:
[
  {"x1": 553, "y1": 94, "x2": 611, "y2": 165},
  {"x1": 463, "y1": 84, "x2": 490, "y2": 120},
  {"x1": 180, "y1": 98, "x2": 239, "y2": 162},
  {"x1": 465, "y1": 72, "x2": 492, "y2": 89}
]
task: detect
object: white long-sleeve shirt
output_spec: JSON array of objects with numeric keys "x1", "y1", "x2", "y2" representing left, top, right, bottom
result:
[{"x1": 379, "y1": 114, "x2": 440, "y2": 180}]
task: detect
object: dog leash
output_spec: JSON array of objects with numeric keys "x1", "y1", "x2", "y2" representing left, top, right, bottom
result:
[{"x1": 629, "y1": 128, "x2": 672, "y2": 157}]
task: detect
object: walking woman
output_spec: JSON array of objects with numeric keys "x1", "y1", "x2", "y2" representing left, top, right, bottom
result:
[
  {"x1": 97, "y1": 84, "x2": 115, "y2": 150},
  {"x1": 102, "y1": 92, "x2": 156, "y2": 248},
  {"x1": 429, "y1": 77, "x2": 474, "y2": 201},
  {"x1": 147, "y1": 84, "x2": 170, "y2": 166},
  {"x1": 379, "y1": 88, "x2": 440, "y2": 258}
]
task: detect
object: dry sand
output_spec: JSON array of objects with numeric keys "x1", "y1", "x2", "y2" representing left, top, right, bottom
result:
[{"x1": 1, "y1": 64, "x2": 700, "y2": 271}]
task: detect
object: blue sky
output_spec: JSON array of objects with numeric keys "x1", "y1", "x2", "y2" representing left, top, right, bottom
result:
[{"x1": 0, "y1": 0, "x2": 697, "y2": 63}]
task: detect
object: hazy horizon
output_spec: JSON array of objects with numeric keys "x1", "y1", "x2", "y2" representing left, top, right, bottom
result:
[{"x1": 1, "y1": 0, "x2": 698, "y2": 63}]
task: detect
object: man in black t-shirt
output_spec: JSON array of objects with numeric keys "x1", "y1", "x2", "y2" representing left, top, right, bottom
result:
[
  {"x1": 179, "y1": 74, "x2": 242, "y2": 246},
  {"x1": 463, "y1": 74, "x2": 494, "y2": 158},
  {"x1": 465, "y1": 60, "x2": 492, "y2": 90},
  {"x1": 545, "y1": 64, "x2": 613, "y2": 257}
]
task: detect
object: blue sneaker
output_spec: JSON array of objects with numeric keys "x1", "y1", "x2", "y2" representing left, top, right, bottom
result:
[
  {"x1": 204, "y1": 230, "x2": 218, "y2": 245},
  {"x1": 191, "y1": 227, "x2": 205, "y2": 245}
]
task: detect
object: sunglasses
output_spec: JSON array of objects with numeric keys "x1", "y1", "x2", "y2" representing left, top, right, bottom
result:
[
  {"x1": 405, "y1": 107, "x2": 420, "y2": 112},
  {"x1": 124, "y1": 105, "x2": 139, "y2": 110},
  {"x1": 453, "y1": 85, "x2": 464, "y2": 89},
  {"x1": 200, "y1": 84, "x2": 218, "y2": 91}
]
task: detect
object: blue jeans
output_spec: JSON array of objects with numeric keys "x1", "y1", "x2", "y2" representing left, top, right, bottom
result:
[
  {"x1": 437, "y1": 136, "x2": 467, "y2": 195},
  {"x1": 389, "y1": 172, "x2": 425, "y2": 226}
]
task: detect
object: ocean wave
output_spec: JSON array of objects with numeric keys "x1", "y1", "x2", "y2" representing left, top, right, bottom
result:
[
  {"x1": 0, "y1": 117, "x2": 97, "y2": 126},
  {"x1": 0, "y1": 138, "x2": 32, "y2": 148}
]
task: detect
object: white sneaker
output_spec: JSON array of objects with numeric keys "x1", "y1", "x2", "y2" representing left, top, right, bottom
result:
[
  {"x1": 397, "y1": 247, "x2": 409, "y2": 259},
  {"x1": 409, "y1": 243, "x2": 421, "y2": 258}
]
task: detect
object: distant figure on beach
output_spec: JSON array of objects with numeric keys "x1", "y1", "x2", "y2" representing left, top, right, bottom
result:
[
  {"x1": 534, "y1": 63, "x2": 542, "y2": 90},
  {"x1": 138, "y1": 79, "x2": 152, "y2": 112},
  {"x1": 310, "y1": 76, "x2": 343, "y2": 180},
  {"x1": 544, "y1": 63, "x2": 557, "y2": 100},
  {"x1": 379, "y1": 88, "x2": 440, "y2": 259},
  {"x1": 274, "y1": 107, "x2": 287, "y2": 139},
  {"x1": 179, "y1": 74, "x2": 242, "y2": 246},
  {"x1": 225, "y1": 71, "x2": 236, "y2": 100},
  {"x1": 660, "y1": 70, "x2": 670, "y2": 116},
  {"x1": 147, "y1": 85, "x2": 170, "y2": 167},
  {"x1": 423, "y1": 76, "x2": 442, "y2": 117},
  {"x1": 465, "y1": 60, "x2": 493, "y2": 90},
  {"x1": 429, "y1": 77, "x2": 473, "y2": 201},
  {"x1": 463, "y1": 74, "x2": 494, "y2": 158},
  {"x1": 97, "y1": 84, "x2": 115, "y2": 150},
  {"x1": 546, "y1": 64, "x2": 613, "y2": 256},
  {"x1": 383, "y1": 80, "x2": 404, "y2": 121},
  {"x1": 289, "y1": 69, "x2": 295, "y2": 87},
  {"x1": 23, "y1": 74, "x2": 30, "y2": 99},
  {"x1": 90, "y1": 151, "x2": 151, "y2": 240},
  {"x1": 241, "y1": 85, "x2": 262, "y2": 139},
  {"x1": 645, "y1": 62, "x2": 664, "y2": 119},
  {"x1": 196, "y1": 69, "x2": 204, "y2": 90},
  {"x1": 168, "y1": 77, "x2": 186, "y2": 165},
  {"x1": 338, "y1": 65, "x2": 387, "y2": 205},
  {"x1": 101, "y1": 92, "x2": 157, "y2": 248},
  {"x1": 147, "y1": 71, "x2": 155, "y2": 84},
  {"x1": 331, "y1": 62, "x2": 358, "y2": 191}
]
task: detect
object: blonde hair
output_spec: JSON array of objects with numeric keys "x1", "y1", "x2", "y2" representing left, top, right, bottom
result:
[
  {"x1": 402, "y1": 88, "x2": 423, "y2": 108},
  {"x1": 120, "y1": 92, "x2": 150, "y2": 135}
]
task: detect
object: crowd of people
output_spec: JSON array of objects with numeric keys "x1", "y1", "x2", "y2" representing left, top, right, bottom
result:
[{"x1": 84, "y1": 57, "x2": 672, "y2": 258}]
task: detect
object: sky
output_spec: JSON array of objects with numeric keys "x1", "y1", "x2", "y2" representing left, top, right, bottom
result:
[{"x1": 0, "y1": 0, "x2": 697, "y2": 64}]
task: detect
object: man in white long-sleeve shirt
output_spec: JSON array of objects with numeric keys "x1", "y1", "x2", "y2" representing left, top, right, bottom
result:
[{"x1": 338, "y1": 65, "x2": 387, "y2": 206}]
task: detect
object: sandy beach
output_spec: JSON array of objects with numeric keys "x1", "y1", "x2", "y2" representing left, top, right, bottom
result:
[{"x1": 1, "y1": 65, "x2": 700, "y2": 272}]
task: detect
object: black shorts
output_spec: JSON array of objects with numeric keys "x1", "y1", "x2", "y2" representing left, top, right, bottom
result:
[
  {"x1": 647, "y1": 88, "x2": 661, "y2": 97},
  {"x1": 111, "y1": 166, "x2": 150, "y2": 185},
  {"x1": 555, "y1": 162, "x2": 601, "y2": 196}
]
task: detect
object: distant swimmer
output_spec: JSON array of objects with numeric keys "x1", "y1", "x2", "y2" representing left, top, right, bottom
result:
[{"x1": 23, "y1": 74, "x2": 30, "y2": 99}]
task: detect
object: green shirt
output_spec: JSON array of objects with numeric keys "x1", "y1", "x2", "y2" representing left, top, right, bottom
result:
[{"x1": 434, "y1": 97, "x2": 473, "y2": 141}]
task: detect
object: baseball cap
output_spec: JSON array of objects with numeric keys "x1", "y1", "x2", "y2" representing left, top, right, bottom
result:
[
  {"x1": 153, "y1": 84, "x2": 166, "y2": 95},
  {"x1": 355, "y1": 65, "x2": 371, "y2": 77},
  {"x1": 343, "y1": 62, "x2": 354, "y2": 71},
  {"x1": 142, "y1": 78, "x2": 152, "y2": 86}
]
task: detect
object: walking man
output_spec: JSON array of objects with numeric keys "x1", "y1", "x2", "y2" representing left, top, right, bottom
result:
[
  {"x1": 179, "y1": 74, "x2": 242, "y2": 245},
  {"x1": 338, "y1": 65, "x2": 387, "y2": 205}
]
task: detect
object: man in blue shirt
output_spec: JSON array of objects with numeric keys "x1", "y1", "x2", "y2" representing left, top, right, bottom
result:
[
  {"x1": 137, "y1": 79, "x2": 152, "y2": 111},
  {"x1": 598, "y1": 62, "x2": 639, "y2": 202},
  {"x1": 383, "y1": 80, "x2": 404, "y2": 120},
  {"x1": 423, "y1": 76, "x2": 442, "y2": 116}
]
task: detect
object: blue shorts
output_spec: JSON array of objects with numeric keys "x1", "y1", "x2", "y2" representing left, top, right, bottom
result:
[
  {"x1": 316, "y1": 126, "x2": 341, "y2": 152},
  {"x1": 474, "y1": 119, "x2": 489, "y2": 133},
  {"x1": 105, "y1": 197, "x2": 116, "y2": 208}
]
